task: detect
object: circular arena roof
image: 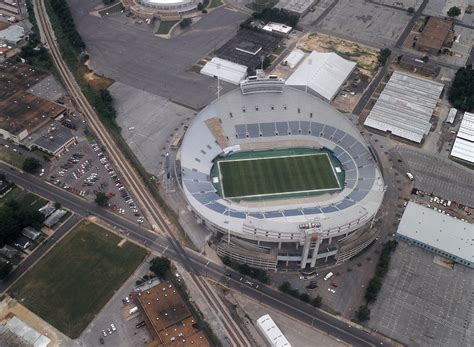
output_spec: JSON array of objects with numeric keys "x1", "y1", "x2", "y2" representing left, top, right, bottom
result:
[{"x1": 180, "y1": 80, "x2": 384, "y2": 242}]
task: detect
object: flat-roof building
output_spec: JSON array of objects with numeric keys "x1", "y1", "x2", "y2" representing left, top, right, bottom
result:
[
  {"x1": 450, "y1": 112, "x2": 474, "y2": 164},
  {"x1": 276, "y1": 0, "x2": 315, "y2": 17},
  {"x1": 200, "y1": 57, "x2": 247, "y2": 85},
  {"x1": 416, "y1": 17, "x2": 454, "y2": 55},
  {"x1": 136, "y1": 281, "x2": 209, "y2": 346},
  {"x1": 25, "y1": 120, "x2": 77, "y2": 157},
  {"x1": 285, "y1": 51, "x2": 356, "y2": 102},
  {"x1": 396, "y1": 202, "x2": 474, "y2": 268},
  {"x1": 364, "y1": 71, "x2": 444, "y2": 143},
  {"x1": 282, "y1": 49, "x2": 305, "y2": 69},
  {"x1": 446, "y1": 108, "x2": 457, "y2": 124},
  {"x1": 21, "y1": 227, "x2": 42, "y2": 241},
  {"x1": 262, "y1": 22, "x2": 292, "y2": 36}
]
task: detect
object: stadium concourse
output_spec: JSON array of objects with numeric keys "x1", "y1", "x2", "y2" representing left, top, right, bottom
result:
[{"x1": 178, "y1": 73, "x2": 385, "y2": 271}]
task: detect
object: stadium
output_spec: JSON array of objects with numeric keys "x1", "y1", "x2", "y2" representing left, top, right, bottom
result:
[
  {"x1": 178, "y1": 74, "x2": 385, "y2": 270},
  {"x1": 125, "y1": 0, "x2": 198, "y2": 15}
]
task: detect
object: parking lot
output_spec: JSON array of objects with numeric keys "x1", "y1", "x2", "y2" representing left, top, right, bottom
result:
[
  {"x1": 68, "y1": 0, "x2": 247, "y2": 109},
  {"x1": 318, "y1": 0, "x2": 412, "y2": 47},
  {"x1": 369, "y1": 242, "x2": 474, "y2": 347},
  {"x1": 46, "y1": 139, "x2": 144, "y2": 224},
  {"x1": 111, "y1": 82, "x2": 195, "y2": 177},
  {"x1": 395, "y1": 147, "x2": 474, "y2": 207}
]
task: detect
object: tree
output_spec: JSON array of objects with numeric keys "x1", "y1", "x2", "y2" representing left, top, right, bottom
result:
[
  {"x1": 95, "y1": 192, "x2": 109, "y2": 207},
  {"x1": 150, "y1": 256, "x2": 171, "y2": 278},
  {"x1": 22, "y1": 157, "x2": 41, "y2": 174},
  {"x1": 449, "y1": 65, "x2": 474, "y2": 111},
  {"x1": 0, "y1": 172, "x2": 6, "y2": 182},
  {"x1": 278, "y1": 281, "x2": 292, "y2": 294},
  {"x1": 447, "y1": 6, "x2": 461, "y2": 17},
  {"x1": 311, "y1": 295, "x2": 322, "y2": 308},
  {"x1": 378, "y1": 48, "x2": 392, "y2": 66},
  {"x1": 407, "y1": 7, "x2": 415, "y2": 14},
  {"x1": 355, "y1": 304, "x2": 371, "y2": 322},
  {"x1": 179, "y1": 18, "x2": 192, "y2": 29},
  {"x1": 299, "y1": 293, "x2": 310, "y2": 302},
  {"x1": 0, "y1": 261, "x2": 12, "y2": 280}
]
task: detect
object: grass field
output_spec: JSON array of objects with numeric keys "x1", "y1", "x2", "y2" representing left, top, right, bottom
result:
[
  {"x1": 219, "y1": 153, "x2": 339, "y2": 198},
  {"x1": 10, "y1": 221, "x2": 146, "y2": 338},
  {"x1": 156, "y1": 20, "x2": 179, "y2": 35}
]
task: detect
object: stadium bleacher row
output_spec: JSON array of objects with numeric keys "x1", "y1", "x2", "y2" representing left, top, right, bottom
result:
[{"x1": 182, "y1": 118, "x2": 377, "y2": 222}]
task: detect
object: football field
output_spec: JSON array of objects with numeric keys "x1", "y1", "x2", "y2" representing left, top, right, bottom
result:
[{"x1": 219, "y1": 153, "x2": 339, "y2": 198}]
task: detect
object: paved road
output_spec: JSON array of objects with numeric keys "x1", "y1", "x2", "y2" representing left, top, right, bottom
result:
[
  {"x1": 0, "y1": 164, "x2": 392, "y2": 346},
  {"x1": 395, "y1": 0, "x2": 429, "y2": 48}
]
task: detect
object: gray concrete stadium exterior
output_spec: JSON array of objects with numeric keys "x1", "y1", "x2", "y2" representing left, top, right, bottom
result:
[{"x1": 178, "y1": 75, "x2": 385, "y2": 271}]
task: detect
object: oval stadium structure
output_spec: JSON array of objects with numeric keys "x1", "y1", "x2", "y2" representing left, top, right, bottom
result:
[{"x1": 178, "y1": 75, "x2": 385, "y2": 270}]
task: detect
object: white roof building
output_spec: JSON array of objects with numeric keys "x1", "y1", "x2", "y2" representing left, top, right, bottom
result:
[
  {"x1": 201, "y1": 57, "x2": 247, "y2": 85},
  {"x1": 0, "y1": 24, "x2": 24, "y2": 44},
  {"x1": 256, "y1": 314, "x2": 291, "y2": 347},
  {"x1": 396, "y1": 202, "x2": 474, "y2": 268},
  {"x1": 285, "y1": 51, "x2": 356, "y2": 101},
  {"x1": 364, "y1": 71, "x2": 444, "y2": 143},
  {"x1": 283, "y1": 49, "x2": 305, "y2": 69},
  {"x1": 262, "y1": 22, "x2": 292, "y2": 35},
  {"x1": 446, "y1": 107, "x2": 457, "y2": 124},
  {"x1": 450, "y1": 112, "x2": 474, "y2": 163}
]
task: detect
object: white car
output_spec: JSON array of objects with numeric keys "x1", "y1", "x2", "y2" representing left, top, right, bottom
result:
[
  {"x1": 327, "y1": 288, "x2": 336, "y2": 293},
  {"x1": 110, "y1": 323, "x2": 116, "y2": 332}
]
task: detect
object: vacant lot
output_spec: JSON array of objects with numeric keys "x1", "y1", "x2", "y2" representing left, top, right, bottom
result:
[
  {"x1": 219, "y1": 153, "x2": 338, "y2": 198},
  {"x1": 10, "y1": 221, "x2": 146, "y2": 338}
]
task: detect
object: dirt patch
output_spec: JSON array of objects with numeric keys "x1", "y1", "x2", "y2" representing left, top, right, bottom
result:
[
  {"x1": 297, "y1": 33, "x2": 379, "y2": 76},
  {"x1": 78, "y1": 63, "x2": 113, "y2": 91}
]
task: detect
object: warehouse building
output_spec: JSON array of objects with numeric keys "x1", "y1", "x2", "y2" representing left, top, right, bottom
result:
[
  {"x1": 256, "y1": 314, "x2": 291, "y2": 347},
  {"x1": 396, "y1": 202, "x2": 473, "y2": 268},
  {"x1": 364, "y1": 71, "x2": 444, "y2": 143},
  {"x1": 450, "y1": 112, "x2": 474, "y2": 164},
  {"x1": 416, "y1": 17, "x2": 454, "y2": 55},
  {"x1": 285, "y1": 51, "x2": 356, "y2": 102},
  {"x1": 200, "y1": 57, "x2": 247, "y2": 85}
]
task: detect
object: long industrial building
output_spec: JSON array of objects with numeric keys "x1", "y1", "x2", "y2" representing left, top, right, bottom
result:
[
  {"x1": 450, "y1": 112, "x2": 474, "y2": 164},
  {"x1": 364, "y1": 71, "x2": 444, "y2": 143},
  {"x1": 396, "y1": 202, "x2": 473, "y2": 268}
]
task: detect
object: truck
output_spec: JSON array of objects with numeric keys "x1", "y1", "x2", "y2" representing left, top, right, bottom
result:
[
  {"x1": 406, "y1": 172, "x2": 414, "y2": 181},
  {"x1": 129, "y1": 306, "x2": 138, "y2": 315},
  {"x1": 323, "y1": 272, "x2": 334, "y2": 281}
]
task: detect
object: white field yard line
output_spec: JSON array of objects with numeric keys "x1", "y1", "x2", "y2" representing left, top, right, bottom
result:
[
  {"x1": 217, "y1": 160, "x2": 226, "y2": 199},
  {"x1": 219, "y1": 153, "x2": 341, "y2": 199},
  {"x1": 324, "y1": 152, "x2": 342, "y2": 190}
]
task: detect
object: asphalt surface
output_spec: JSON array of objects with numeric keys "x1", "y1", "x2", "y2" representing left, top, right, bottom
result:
[{"x1": 0, "y1": 163, "x2": 391, "y2": 346}]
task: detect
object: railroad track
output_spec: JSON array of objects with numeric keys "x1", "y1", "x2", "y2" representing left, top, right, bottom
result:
[{"x1": 34, "y1": 1, "x2": 249, "y2": 345}]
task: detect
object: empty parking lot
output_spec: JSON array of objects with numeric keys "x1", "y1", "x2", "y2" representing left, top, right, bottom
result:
[
  {"x1": 68, "y1": 0, "x2": 247, "y2": 109},
  {"x1": 369, "y1": 242, "x2": 473, "y2": 347}
]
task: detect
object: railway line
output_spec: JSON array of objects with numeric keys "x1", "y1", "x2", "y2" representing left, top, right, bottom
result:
[{"x1": 33, "y1": 1, "x2": 249, "y2": 345}]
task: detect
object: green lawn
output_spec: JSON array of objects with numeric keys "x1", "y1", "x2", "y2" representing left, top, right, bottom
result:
[
  {"x1": 219, "y1": 154, "x2": 339, "y2": 198},
  {"x1": 10, "y1": 221, "x2": 147, "y2": 338},
  {"x1": 0, "y1": 147, "x2": 24, "y2": 168},
  {"x1": 19, "y1": 192, "x2": 48, "y2": 211},
  {"x1": 208, "y1": 0, "x2": 223, "y2": 8},
  {"x1": 156, "y1": 20, "x2": 179, "y2": 35}
]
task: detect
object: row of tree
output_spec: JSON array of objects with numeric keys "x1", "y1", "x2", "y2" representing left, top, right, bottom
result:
[
  {"x1": 355, "y1": 240, "x2": 398, "y2": 322},
  {"x1": 222, "y1": 256, "x2": 269, "y2": 284},
  {"x1": 49, "y1": 0, "x2": 85, "y2": 52},
  {"x1": 279, "y1": 281, "x2": 322, "y2": 308}
]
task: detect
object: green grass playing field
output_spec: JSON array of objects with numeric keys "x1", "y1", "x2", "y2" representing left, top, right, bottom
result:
[
  {"x1": 219, "y1": 154, "x2": 339, "y2": 198},
  {"x1": 10, "y1": 221, "x2": 146, "y2": 338}
]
